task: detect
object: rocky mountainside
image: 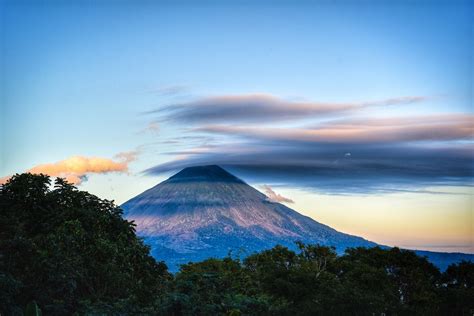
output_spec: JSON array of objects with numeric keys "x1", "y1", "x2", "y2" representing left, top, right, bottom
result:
[
  {"x1": 122, "y1": 165, "x2": 472, "y2": 271},
  {"x1": 121, "y1": 165, "x2": 375, "y2": 270}
]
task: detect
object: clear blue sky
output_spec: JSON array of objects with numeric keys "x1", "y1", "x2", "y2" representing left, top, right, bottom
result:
[{"x1": 1, "y1": 0, "x2": 472, "y2": 252}]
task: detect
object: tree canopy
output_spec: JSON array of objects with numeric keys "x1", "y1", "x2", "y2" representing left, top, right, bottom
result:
[
  {"x1": 0, "y1": 173, "x2": 170, "y2": 314},
  {"x1": 1, "y1": 173, "x2": 472, "y2": 315}
]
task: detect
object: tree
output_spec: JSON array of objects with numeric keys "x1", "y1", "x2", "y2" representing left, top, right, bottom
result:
[
  {"x1": 339, "y1": 247, "x2": 441, "y2": 314},
  {"x1": 161, "y1": 257, "x2": 277, "y2": 315},
  {"x1": 0, "y1": 173, "x2": 170, "y2": 315},
  {"x1": 439, "y1": 260, "x2": 474, "y2": 315},
  {"x1": 1, "y1": 173, "x2": 472, "y2": 315}
]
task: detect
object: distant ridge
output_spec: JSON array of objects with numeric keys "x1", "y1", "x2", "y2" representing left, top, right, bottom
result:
[{"x1": 122, "y1": 165, "x2": 473, "y2": 271}]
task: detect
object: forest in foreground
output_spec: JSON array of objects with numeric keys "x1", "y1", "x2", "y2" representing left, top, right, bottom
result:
[{"x1": 1, "y1": 174, "x2": 473, "y2": 315}]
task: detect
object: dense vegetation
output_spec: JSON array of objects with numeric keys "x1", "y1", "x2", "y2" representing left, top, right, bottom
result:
[
  {"x1": 0, "y1": 174, "x2": 170, "y2": 314},
  {"x1": 1, "y1": 174, "x2": 473, "y2": 315}
]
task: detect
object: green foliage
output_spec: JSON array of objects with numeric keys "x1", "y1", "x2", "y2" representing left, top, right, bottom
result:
[
  {"x1": 337, "y1": 246, "x2": 442, "y2": 314},
  {"x1": 164, "y1": 244, "x2": 473, "y2": 316},
  {"x1": 1, "y1": 173, "x2": 472, "y2": 315},
  {"x1": 160, "y1": 257, "x2": 278, "y2": 315},
  {"x1": 439, "y1": 260, "x2": 474, "y2": 315},
  {"x1": 0, "y1": 173, "x2": 170, "y2": 315},
  {"x1": 25, "y1": 301, "x2": 42, "y2": 316}
]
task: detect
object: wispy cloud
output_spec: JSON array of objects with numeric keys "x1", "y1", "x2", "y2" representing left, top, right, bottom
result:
[
  {"x1": 141, "y1": 92, "x2": 472, "y2": 194},
  {"x1": 1, "y1": 154, "x2": 138, "y2": 185},
  {"x1": 262, "y1": 184, "x2": 294, "y2": 203},
  {"x1": 148, "y1": 94, "x2": 430, "y2": 123},
  {"x1": 146, "y1": 145, "x2": 473, "y2": 194},
  {"x1": 144, "y1": 115, "x2": 474, "y2": 193},
  {"x1": 196, "y1": 114, "x2": 473, "y2": 144},
  {"x1": 147, "y1": 84, "x2": 189, "y2": 96},
  {"x1": 139, "y1": 122, "x2": 160, "y2": 135},
  {"x1": 114, "y1": 150, "x2": 140, "y2": 164}
]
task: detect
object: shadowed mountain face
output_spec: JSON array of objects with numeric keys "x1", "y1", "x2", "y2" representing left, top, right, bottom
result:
[
  {"x1": 122, "y1": 165, "x2": 375, "y2": 270},
  {"x1": 122, "y1": 165, "x2": 472, "y2": 271}
]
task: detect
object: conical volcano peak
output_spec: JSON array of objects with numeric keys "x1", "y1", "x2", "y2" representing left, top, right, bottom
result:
[
  {"x1": 122, "y1": 166, "x2": 471, "y2": 272},
  {"x1": 165, "y1": 165, "x2": 245, "y2": 184},
  {"x1": 122, "y1": 164, "x2": 379, "y2": 271}
]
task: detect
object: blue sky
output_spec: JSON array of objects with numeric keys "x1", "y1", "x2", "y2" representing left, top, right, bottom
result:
[{"x1": 1, "y1": 0, "x2": 472, "y2": 252}]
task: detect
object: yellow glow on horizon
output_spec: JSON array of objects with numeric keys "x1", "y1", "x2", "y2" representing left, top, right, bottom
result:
[{"x1": 273, "y1": 186, "x2": 473, "y2": 253}]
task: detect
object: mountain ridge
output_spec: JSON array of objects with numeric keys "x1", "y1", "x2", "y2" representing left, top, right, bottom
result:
[{"x1": 122, "y1": 165, "x2": 472, "y2": 271}]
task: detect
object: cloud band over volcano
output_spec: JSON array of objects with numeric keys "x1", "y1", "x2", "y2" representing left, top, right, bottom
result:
[{"x1": 145, "y1": 94, "x2": 473, "y2": 194}]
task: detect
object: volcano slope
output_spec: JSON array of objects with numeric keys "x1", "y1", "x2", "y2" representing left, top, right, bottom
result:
[{"x1": 122, "y1": 165, "x2": 472, "y2": 271}]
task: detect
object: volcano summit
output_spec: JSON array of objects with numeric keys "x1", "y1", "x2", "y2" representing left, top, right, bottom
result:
[
  {"x1": 122, "y1": 165, "x2": 473, "y2": 270},
  {"x1": 122, "y1": 165, "x2": 376, "y2": 269}
]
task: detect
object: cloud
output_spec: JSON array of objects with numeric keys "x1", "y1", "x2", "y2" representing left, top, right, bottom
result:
[
  {"x1": 144, "y1": 132, "x2": 473, "y2": 194},
  {"x1": 147, "y1": 84, "x2": 189, "y2": 96},
  {"x1": 262, "y1": 185, "x2": 294, "y2": 203},
  {"x1": 148, "y1": 94, "x2": 430, "y2": 124},
  {"x1": 114, "y1": 150, "x2": 140, "y2": 164},
  {"x1": 195, "y1": 114, "x2": 473, "y2": 144},
  {"x1": 0, "y1": 176, "x2": 10, "y2": 185},
  {"x1": 141, "y1": 92, "x2": 472, "y2": 194},
  {"x1": 140, "y1": 122, "x2": 160, "y2": 135},
  {"x1": 145, "y1": 148, "x2": 474, "y2": 194},
  {"x1": 1, "y1": 154, "x2": 137, "y2": 185}
]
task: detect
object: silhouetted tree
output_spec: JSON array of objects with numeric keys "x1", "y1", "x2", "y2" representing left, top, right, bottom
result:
[
  {"x1": 439, "y1": 260, "x2": 474, "y2": 315},
  {"x1": 0, "y1": 174, "x2": 170, "y2": 315},
  {"x1": 1, "y1": 173, "x2": 472, "y2": 315}
]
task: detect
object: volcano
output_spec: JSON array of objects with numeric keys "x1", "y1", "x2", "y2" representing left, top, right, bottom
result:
[
  {"x1": 122, "y1": 165, "x2": 472, "y2": 271},
  {"x1": 121, "y1": 165, "x2": 375, "y2": 269}
]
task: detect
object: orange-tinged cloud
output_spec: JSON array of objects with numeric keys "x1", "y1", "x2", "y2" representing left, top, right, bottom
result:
[
  {"x1": 196, "y1": 114, "x2": 474, "y2": 144},
  {"x1": 0, "y1": 176, "x2": 10, "y2": 185},
  {"x1": 0, "y1": 153, "x2": 137, "y2": 185},
  {"x1": 262, "y1": 184, "x2": 294, "y2": 203}
]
